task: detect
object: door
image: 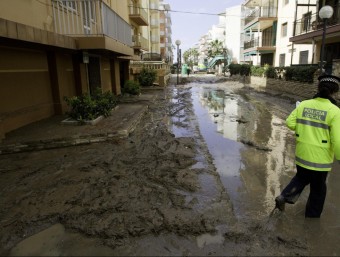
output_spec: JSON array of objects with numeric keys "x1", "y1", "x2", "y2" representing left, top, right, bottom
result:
[{"x1": 88, "y1": 56, "x2": 101, "y2": 94}]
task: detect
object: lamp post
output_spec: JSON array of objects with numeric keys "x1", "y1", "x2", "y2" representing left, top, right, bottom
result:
[
  {"x1": 319, "y1": 5, "x2": 333, "y2": 75},
  {"x1": 175, "y1": 40, "x2": 181, "y2": 85},
  {"x1": 223, "y1": 48, "x2": 227, "y2": 77}
]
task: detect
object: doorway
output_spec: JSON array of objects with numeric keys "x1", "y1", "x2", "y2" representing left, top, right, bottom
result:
[{"x1": 88, "y1": 56, "x2": 101, "y2": 94}]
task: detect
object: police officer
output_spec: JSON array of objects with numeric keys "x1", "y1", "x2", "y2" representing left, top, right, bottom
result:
[{"x1": 275, "y1": 74, "x2": 340, "y2": 218}]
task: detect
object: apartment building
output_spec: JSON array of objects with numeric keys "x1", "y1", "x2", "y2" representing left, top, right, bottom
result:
[
  {"x1": 159, "y1": 1, "x2": 173, "y2": 63},
  {"x1": 275, "y1": 0, "x2": 314, "y2": 67},
  {"x1": 290, "y1": 0, "x2": 340, "y2": 75},
  {"x1": 225, "y1": 5, "x2": 243, "y2": 64},
  {"x1": 242, "y1": 0, "x2": 325, "y2": 67},
  {"x1": 242, "y1": 0, "x2": 278, "y2": 66},
  {"x1": 0, "y1": 0, "x2": 149, "y2": 140},
  {"x1": 130, "y1": 0, "x2": 150, "y2": 57},
  {"x1": 197, "y1": 34, "x2": 210, "y2": 66}
]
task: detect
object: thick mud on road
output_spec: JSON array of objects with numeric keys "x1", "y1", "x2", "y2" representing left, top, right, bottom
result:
[{"x1": 1, "y1": 75, "x2": 339, "y2": 256}]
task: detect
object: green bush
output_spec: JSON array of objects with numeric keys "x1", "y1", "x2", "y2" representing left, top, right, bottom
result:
[
  {"x1": 240, "y1": 64, "x2": 251, "y2": 76},
  {"x1": 265, "y1": 66, "x2": 277, "y2": 78},
  {"x1": 123, "y1": 80, "x2": 141, "y2": 95},
  {"x1": 284, "y1": 66, "x2": 294, "y2": 81},
  {"x1": 283, "y1": 66, "x2": 318, "y2": 83},
  {"x1": 251, "y1": 66, "x2": 265, "y2": 77},
  {"x1": 228, "y1": 63, "x2": 241, "y2": 76},
  {"x1": 92, "y1": 89, "x2": 118, "y2": 117},
  {"x1": 229, "y1": 64, "x2": 251, "y2": 76},
  {"x1": 138, "y1": 67, "x2": 157, "y2": 87},
  {"x1": 64, "y1": 89, "x2": 117, "y2": 122}
]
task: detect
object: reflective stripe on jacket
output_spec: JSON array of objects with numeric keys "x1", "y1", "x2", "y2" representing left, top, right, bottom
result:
[{"x1": 286, "y1": 97, "x2": 340, "y2": 171}]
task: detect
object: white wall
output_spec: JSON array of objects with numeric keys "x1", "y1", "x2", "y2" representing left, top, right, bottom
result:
[{"x1": 225, "y1": 5, "x2": 242, "y2": 63}]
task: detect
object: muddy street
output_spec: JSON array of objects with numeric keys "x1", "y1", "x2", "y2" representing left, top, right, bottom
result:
[{"x1": 1, "y1": 74, "x2": 340, "y2": 256}]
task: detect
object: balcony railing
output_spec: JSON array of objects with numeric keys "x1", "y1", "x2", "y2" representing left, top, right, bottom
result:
[
  {"x1": 244, "y1": 6, "x2": 277, "y2": 27},
  {"x1": 244, "y1": 36, "x2": 275, "y2": 50},
  {"x1": 52, "y1": 0, "x2": 132, "y2": 46},
  {"x1": 293, "y1": 12, "x2": 340, "y2": 36},
  {"x1": 129, "y1": 4, "x2": 148, "y2": 25},
  {"x1": 132, "y1": 35, "x2": 148, "y2": 50},
  {"x1": 244, "y1": 37, "x2": 259, "y2": 49}
]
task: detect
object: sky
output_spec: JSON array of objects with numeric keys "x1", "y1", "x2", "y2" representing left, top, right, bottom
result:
[{"x1": 165, "y1": 0, "x2": 244, "y2": 53}]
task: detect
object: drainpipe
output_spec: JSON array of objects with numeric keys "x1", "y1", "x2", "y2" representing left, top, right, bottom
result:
[{"x1": 312, "y1": 38, "x2": 315, "y2": 64}]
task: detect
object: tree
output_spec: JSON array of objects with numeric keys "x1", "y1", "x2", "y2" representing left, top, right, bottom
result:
[
  {"x1": 183, "y1": 48, "x2": 199, "y2": 68},
  {"x1": 207, "y1": 39, "x2": 224, "y2": 59}
]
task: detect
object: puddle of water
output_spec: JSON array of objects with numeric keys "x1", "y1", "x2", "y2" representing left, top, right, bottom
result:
[
  {"x1": 190, "y1": 84, "x2": 340, "y2": 255},
  {"x1": 191, "y1": 84, "x2": 308, "y2": 218},
  {"x1": 9, "y1": 224, "x2": 115, "y2": 256}
]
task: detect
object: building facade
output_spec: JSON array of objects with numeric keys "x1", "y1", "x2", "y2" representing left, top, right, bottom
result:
[
  {"x1": 159, "y1": 1, "x2": 173, "y2": 63},
  {"x1": 290, "y1": 0, "x2": 340, "y2": 75},
  {"x1": 274, "y1": 0, "x2": 314, "y2": 67},
  {"x1": 242, "y1": 0, "x2": 278, "y2": 66},
  {"x1": 0, "y1": 0, "x2": 173, "y2": 140}
]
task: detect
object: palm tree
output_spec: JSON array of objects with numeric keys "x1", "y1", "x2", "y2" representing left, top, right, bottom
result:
[{"x1": 207, "y1": 40, "x2": 224, "y2": 59}]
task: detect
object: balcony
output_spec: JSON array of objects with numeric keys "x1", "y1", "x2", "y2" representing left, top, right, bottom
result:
[
  {"x1": 290, "y1": 9, "x2": 340, "y2": 44},
  {"x1": 51, "y1": 0, "x2": 132, "y2": 53},
  {"x1": 129, "y1": 5, "x2": 148, "y2": 26},
  {"x1": 294, "y1": 12, "x2": 340, "y2": 35},
  {"x1": 150, "y1": 20, "x2": 159, "y2": 28},
  {"x1": 132, "y1": 35, "x2": 149, "y2": 50},
  {"x1": 244, "y1": 6, "x2": 277, "y2": 28},
  {"x1": 150, "y1": 3, "x2": 159, "y2": 12},
  {"x1": 151, "y1": 36, "x2": 160, "y2": 43},
  {"x1": 244, "y1": 37, "x2": 260, "y2": 49},
  {"x1": 243, "y1": 36, "x2": 275, "y2": 52}
]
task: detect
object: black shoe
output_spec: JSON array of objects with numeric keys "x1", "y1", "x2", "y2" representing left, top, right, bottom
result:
[{"x1": 275, "y1": 195, "x2": 285, "y2": 211}]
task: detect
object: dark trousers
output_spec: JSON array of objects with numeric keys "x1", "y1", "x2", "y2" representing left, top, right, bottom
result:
[{"x1": 281, "y1": 165, "x2": 328, "y2": 218}]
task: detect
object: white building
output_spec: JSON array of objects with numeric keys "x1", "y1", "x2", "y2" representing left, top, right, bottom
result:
[
  {"x1": 225, "y1": 5, "x2": 243, "y2": 64},
  {"x1": 275, "y1": 0, "x2": 315, "y2": 66},
  {"x1": 241, "y1": 0, "x2": 315, "y2": 66}
]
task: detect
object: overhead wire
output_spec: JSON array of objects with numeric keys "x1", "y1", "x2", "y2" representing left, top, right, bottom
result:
[{"x1": 129, "y1": 5, "x2": 296, "y2": 19}]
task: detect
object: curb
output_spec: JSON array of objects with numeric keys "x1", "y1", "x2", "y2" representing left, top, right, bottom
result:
[{"x1": 0, "y1": 105, "x2": 149, "y2": 155}]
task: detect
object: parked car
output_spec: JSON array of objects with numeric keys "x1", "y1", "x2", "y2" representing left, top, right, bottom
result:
[{"x1": 193, "y1": 66, "x2": 199, "y2": 73}]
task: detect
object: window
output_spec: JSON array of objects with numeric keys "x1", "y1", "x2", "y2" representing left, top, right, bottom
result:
[
  {"x1": 302, "y1": 12, "x2": 312, "y2": 32},
  {"x1": 299, "y1": 50, "x2": 309, "y2": 64},
  {"x1": 279, "y1": 54, "x2": 285, "y2": 67},
  {"x1": 281, "y1": 23, "x2": 288, "y2": 37}
]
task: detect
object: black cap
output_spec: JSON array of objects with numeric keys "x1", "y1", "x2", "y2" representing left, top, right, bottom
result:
[{"x1": 318, "y1": 74, "x2": 340, "y2": 87}]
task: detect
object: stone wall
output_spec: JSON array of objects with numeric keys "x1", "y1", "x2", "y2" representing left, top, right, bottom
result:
[
  {"x1": 249, "y1": 76, "x2": 340, "y2": 102},
  {"x1": 130, "y1": 61, "x2": 171, "y2": 87}
]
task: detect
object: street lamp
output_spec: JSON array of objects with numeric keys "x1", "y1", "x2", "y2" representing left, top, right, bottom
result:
[
  {"x1": 223, "y1": 48, "x2": 227, "y2": 77},
  {"x1": 319, "y1": 5, "x2": 333, "y2": 75},
  {"x1": 175, "y1": 40, "x2": 181, "y2": 85}
]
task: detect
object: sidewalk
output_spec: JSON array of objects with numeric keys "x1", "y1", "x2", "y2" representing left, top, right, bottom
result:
[{"x1": 0, "y1": 91, "x2": 161, "y2": 155}]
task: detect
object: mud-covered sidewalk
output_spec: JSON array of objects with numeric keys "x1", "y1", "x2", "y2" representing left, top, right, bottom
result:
[{"x1": 0, "y1": 75, "x2": 325, "y2": 256}]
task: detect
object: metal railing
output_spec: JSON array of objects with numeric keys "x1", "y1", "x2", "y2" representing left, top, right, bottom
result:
[
  {"x1": 244, "y1": 37, "x2": 259, "y2": 49},
  {"x1": 293, "y1": 12, "x2": 340, "y2": 36},
  {"x1": 244, "y1": 36, "x2": 275, "y2": 49},
  {"x1": 52, "y1": 0, "x2": 132, "y2": 46},
  {"x1": 244, "y1": 6, "x2": 277, "y2": 27}
]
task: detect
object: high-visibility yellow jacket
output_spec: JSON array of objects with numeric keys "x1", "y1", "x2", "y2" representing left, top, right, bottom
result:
[{"x1": 286, "y1": 97, "x2": 340, "y2": 171}]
